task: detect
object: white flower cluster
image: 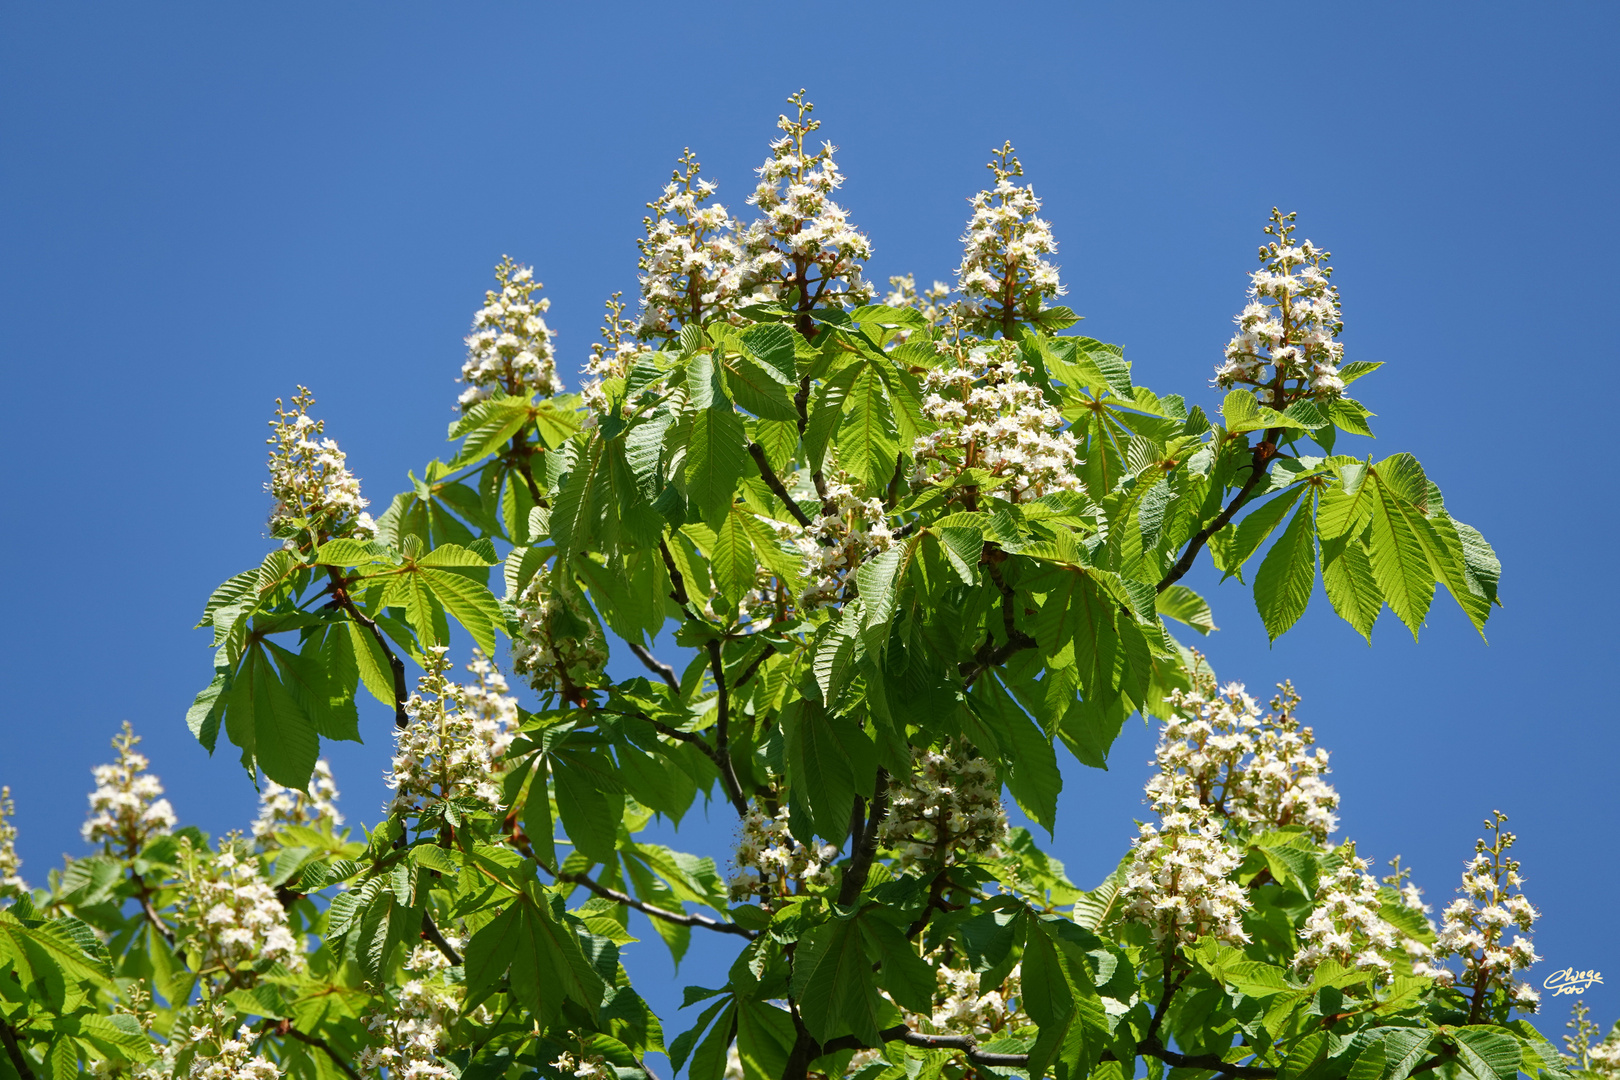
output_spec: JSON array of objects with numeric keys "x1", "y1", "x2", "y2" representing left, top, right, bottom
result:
[
  {"x1": 1425, "y1": 811, "x2": 1541, "y2": 1010},
  {"x1": 251, "y1": 759, "x2": 342, "y2": 843},
  {"x1": 0, "y1": 786, "x2": 24, "y2": 900},
  {"x1": 742, "y1": 91, "x2": 873, "y2": 309},
  {"x1": 581, "y1": 293, "x2": 652, "y2": 416},
  {"x1": 511, "y1": 567, "x2": 610, "y2": 700},
  {"x1": 265, "y1": 387, "x2": 374, "y2": 543},
  {"x1": 916, "y1": 959, "x2": 1027, "y2": 1040},
  {"x1": 82, "y1": 722, "x2": 178, "y2": 855},
  {"x1": 174, "y1": 1013, "x2": 279, "y2": 1080},
  {"x1": 355, "y1": 931, "x2": 472, "y2": 1080},
  {"x1": 885, "y1": 273, "x2": 952, "y2": 336},
  {"x1": 1296, "y1": 844, "x2": 1401, "y2": 980},
  {"x1": 1154, "y1": 676, "x2": 1340, "y2": 843},
  {"x1": 390, "y1": 649, "x2": 518, "y2": 814},
  {"x1": 637, "y1": 149, "x2": 747, "y2": 339},
  {"x1": 956, "y1": 143, "x2": 1065, "y2": 334},
  {"x1": 1215, "y1": 209, "x2": 1346, "y2": 402},
  {"x1": 911, "y1": 340, "x2": 1081, "y2": 503},
  {"x1": 1566, "y1": 1002, "x2": 1620, "y2": 1079},
  {"x1": 785, "y1": 476, "x2": 894, "y2": 610},
  {"x1": 459, "y1": 256, "x2": 562, "y2": 410},
  {"x1": 550, "y1": 1041, "x2": 616, "y2": 1080},
  {"x1": 727, "y1": 805, "x2": 838, "y2": 905},
  {"x1": 1121, "y1": 770, "x2": 1251, "y2": 947},
  {"x1": 175, "y1": 837, "x2": 304, "y2": 976},
  {"x1": 879, "y1": 742, "x2": 1008, "y2": 870}
]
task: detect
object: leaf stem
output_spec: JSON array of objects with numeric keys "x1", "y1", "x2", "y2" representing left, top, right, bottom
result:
[{"x1": 325, "y1": 567, "x2": 411, "y2": 728}]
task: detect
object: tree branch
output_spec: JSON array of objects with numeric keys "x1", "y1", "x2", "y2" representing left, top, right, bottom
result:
[
  {"x1": 836, "y1": 771, "x2": 890, "y2": 905},
  {"x1": 626, "y1": 642, "x2": 679, "y2": 691},
  {"x1": 326, "y1": 567, "x2": 410, "y2": 728},
  {"x1": 281, "y1": 1025, "x2": 361, "y2": 1080},
  {"x1": 816, "y1": 1024, "x2": 1029, "y2": 1069},
  {"x1": 748, "y1": 442, "x2": 813, "y2": 527},
  {"x1": 706, "y1": 639, "x2": 750, "y2": 818},
  {"x1": 419, "y1": 910, "x2": 462, "y2": 965},
  {"x1": 618, "y1": 710, "x2": 748, "y2": 816},
  {"x1": 0, "y1": 1019, "x2": 37, "y2": 1080},
  {"x1": 554, "y1": 868, "x2": 755, "y2": 939},
  {"x1": 959, "y1": 555, "x2": 1035, "y2": 687},
  {"x1": 1156, "y1": 432, "x2": 1280, "y2": 594}
]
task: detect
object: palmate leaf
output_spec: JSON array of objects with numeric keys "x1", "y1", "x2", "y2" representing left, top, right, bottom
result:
[
  {"x1": 1366, "y1": 464, "x2": 1437, "y2": 638},
  {"x1": 464, "y1": 884, "x2": 606, "y2": 1030},
  {"x1": 685, "y1": 404, "x2": 750, "y2": 527},
  {"x1": 834, "y1": 362, "x2": 897, "y2": 487},
  {"x1": 1322, "y1": 534, "x2": 1381, "y2": 640}
]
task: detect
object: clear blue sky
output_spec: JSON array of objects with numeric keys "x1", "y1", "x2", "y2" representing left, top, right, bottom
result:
[{"x1": 3, "y1": 1, "x2": 1617, "y2": 1060}]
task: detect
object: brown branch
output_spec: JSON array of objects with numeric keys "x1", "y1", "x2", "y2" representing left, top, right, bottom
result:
[
  {"x1": 836, "y1": 771, "x2": 890, "y2": 905},
  {"x1": 0, "y1": 1019, "x2": 37, "y2": 1080},
  {"x1": 326, "y1": 567, "x2": 410, "y2": 728},
  {"x1": 506, "y1": 430, "x2": 548, "y2": 509},
  {"x1": 419, "y1": 910, "x2": 462, "y2": 965},
  {"x1": 1156, "y1": 431, "x2": 1280, "y2": 595},
  {"x1": 733, "y1": 643, "x2": 777, "y2": 689},
  {"x1": 748, "y1": 443, "x2": 813, "y2": 527},
  {"x1": 657, "y1": 538, "x2": 698, "y2": 619},
  {"x1": 281, "y1": 1025, "x2": 361, "y2": 1080},
  {"x1": 959, "y1": 555, "x2": 1036, "y2": 687},
  {"x1": 618, "y1": 710, "x2": 747, "y2": 815},
  {"x1": 626, "y1": 642, "x2": 679, "y2": 691},
  {"x1": 130, "y1": 871, "x2": 176, "y2": 945},
  {"x1": 1134, "y1": 1038, "x2": 1277, "y2": 1079},
  {"x1": 554, "y1": 868, "x2": 755, "y2": 939},
  {"x1": 905, "y1": 867, "x2": 960, "y2": 940},
  {"x1": 816, "y1": 1024, "x2": 1028, "y2": 1069}
]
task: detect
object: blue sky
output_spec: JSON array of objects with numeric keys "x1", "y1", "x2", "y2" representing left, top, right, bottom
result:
[{"x1": 3, "y1": 0, "x2": 1617, "y2": 1061}]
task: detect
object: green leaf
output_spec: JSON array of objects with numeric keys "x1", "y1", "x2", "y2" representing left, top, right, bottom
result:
[
  {"x1": 794, "y1": 917, "x2": 885, "y2": 1046},
  {"x1": 250, "y1": 646, "x2": 319, "y2": 789},
  {"x1": 740, "y1": 323, "x2": 799, "y2": 383},
  {"x1": 834, "y1": 363, "x2": 898, "y2": 487},
  {"x1": 1254, "y1": 498, "x2": 1318, "y2": 640},
  {"x1": 421, "y1": 568, "x2": 502, "y2": 656},
  {"x1": 685, "y1": 404, "x2": 749, "y2": 527},
  {"x1": 1222, "y1": 389, "x2": 1311, "y2": 434},
  {"x1": 464, "y1": 886, "x2": 605, "y2": 1029},
  {"x1": 1321, "y1": 535, "x2": 1381, "y2": 641},
  {"x1": 1155, "y1": 584, "x2": 1216, "y2": 635},
  {"x1": 1366, "y1": 470, "x2": 1435, "y2": 638},
  {"x1": 1214, "y1": 486, "x2": 1305, "y2": 580},
  {"x1": 710, "y1": 507, "x2": 757, "y2": 607},
  {"x1": 783, "y1": 699, "x2": 871, "y2": 843},
  {"x1": 725, "y1": 354, "x2": 799, "y2": 421},
  {"x1": 1451, "y1": 1026, "x2": 1522, "y2": 1080}
]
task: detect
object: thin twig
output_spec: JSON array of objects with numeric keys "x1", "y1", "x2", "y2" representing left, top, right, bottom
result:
[
  {"x1": 705, "y1": 640, "x2": 750, "y2": 818},
  {"x1": 626, "y1": 642, "x2": 680, "y2": 691},
  {"x1": 553, "y1": 868, "x2": 755, "y2": 939},
  {"x1": 326, "y1": 567, "x2": 410, "y2": 728},
  {"x1": 281, "y1": 1026, "x2": 361, "y2": 1080},
  {"x1": 748, "y1": 442, "x2": 813, "y2": 527},
  {"x1": 1157, "y1": 430, "x2": 1280, "y2": 594},
  {"x1": 419, "y1": 910, "x2": 462, "y2": 965}
]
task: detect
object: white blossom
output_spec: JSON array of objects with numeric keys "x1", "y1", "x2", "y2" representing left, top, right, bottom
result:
[
  {"x1": 1120, "y1": 768, "x2": 1252, "y2": 948},
  {"x1": 884, "y1": 273, "x2": 952, "y2": 340},
  {"x1": 1214, "y1": 209, "x2": 1346, "y2": 404},
  {"x1": 1153, "y1": 674, "x2": 1339, "y2": 843},
  {"x1": 156, "y1": 1004, "x2": 280, "y2": 1080},
  {"x1": 1424, "y1": 811, "x2": 1541, "y2": 1011},
  {"x1": 511, "y1": 567, "x2": 609, "y2": 700},
  {"x1": 635, "y1": 149, "x2": 748, "y2": 339},
  {"x1": 879, "y1": 742, "x2": 1008, "y2": 871},
  {"x1": 389, "y1": 649, "x2": 517, "y2": 814},
  {"x1": 727, "y1": 805, "x2": 838, "y2": 905},
  {"x1": 911, "y1": 338, "x2": 1081, "y2": 503},
  {"x1": 252, "y1": 758, "x2": 343, "y2": 843},
  {"x1": 355, "y1": 930, "x2": 474, "y2": 1080},
  {"x1": 1565, "y1": 1002, "x2": 1620, "y2": 1079},
  {"x1": 265, "y1": 387, "x2": 374, "y2": 544},
  {"x1": 1296, "y1": 844, "x2": 1401, "y2": 981},
  {"x1": 741, "y1": 90, "x2": 873, "y2": 310},
  {"x1": 82, "y1": 722, "x2": 177, "y2": 855},
  {"x1": 782, "y1": 475, "x2": 893, "y2": 611},
  {"x1": 459, "y1": 256, "x2": 562, "y2": 410},
  {"x1": 0, "y1": 786, "x2": 25, "y2": 901},
  {"x1": 955, "y1": 142, "x2": 1066, "y2": 335},
  {"x1": 174, "y1": 835, "x2": 305, "y2": 977}
]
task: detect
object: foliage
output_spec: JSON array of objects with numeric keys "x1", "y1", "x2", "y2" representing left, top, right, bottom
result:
[{"x1": 1, "y1": 91, "x2": 1597, "y2": 1080}]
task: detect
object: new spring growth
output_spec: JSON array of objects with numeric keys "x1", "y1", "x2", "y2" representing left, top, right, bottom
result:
[
  {"x1": 957, "y1": 141, "x2": 1065, "y2": 336},
  {"x1": 1565, "y1": 1002, "x2": 1620, "y2": 1079},
  {"x1": 1430, "y1": 810, "x2": 1542, "y2": 1013},
  {"x1": 742, "y1": 90, "x2": 873, "y2": 311},
  {"x1": 265, "y1": 387, "x2": 374, "y2": 545},
  {"x1": 459, "y1": 256, "x2": 561, "y2": 410},
  {"x1": 82, "y1": 721, "x2": 177, "y2": 856},
  {"x1": 636, "y1": 149, "x2": 747, "y2": 340},
  {"x1": 1215, "y1": 208, "x2": 1346, "y2": 404},
  {"x1": 390, "y1": 647, "x2": 518, "y2": 815}
]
